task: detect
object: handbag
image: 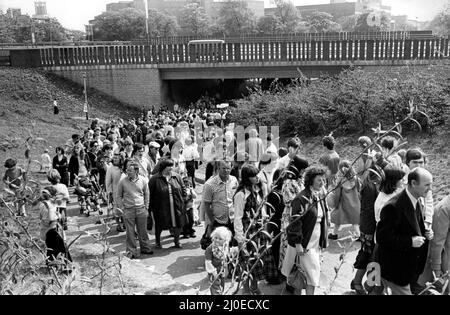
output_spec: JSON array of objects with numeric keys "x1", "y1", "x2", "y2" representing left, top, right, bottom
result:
[{"x1": 287, "y1": 253, "x2": 308, "y2": 292}]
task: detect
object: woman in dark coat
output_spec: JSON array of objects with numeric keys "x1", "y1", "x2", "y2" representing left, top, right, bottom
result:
[
  {"x1": 149, "y1": 158, "x2": 187, "y2": 249},
  {"x1": 285, "y1": 165, "x2": 330, "y2": 295},
  {"x1": 68, "y1": 146, "x2": 92, "y2": 186},
  {"x1": 52, "y1": 147, "x2": 70, "y2": 187}
]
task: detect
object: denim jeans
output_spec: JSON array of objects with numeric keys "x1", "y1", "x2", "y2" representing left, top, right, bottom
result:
[{"x1": 123, "y1": 206, "x2": 152, "y2": 255}]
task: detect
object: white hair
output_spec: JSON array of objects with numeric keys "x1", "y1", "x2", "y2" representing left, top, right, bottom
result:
[{"x1": 210, "y1": 226, "x2": 232, "y2": 242}]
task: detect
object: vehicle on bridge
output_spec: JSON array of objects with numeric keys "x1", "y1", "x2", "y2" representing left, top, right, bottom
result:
[{"x1": 188, "y1": 40, "x2": 225, "y2": 63}]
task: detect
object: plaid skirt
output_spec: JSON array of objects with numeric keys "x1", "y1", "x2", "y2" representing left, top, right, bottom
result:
[{"x1": 237, "y1": 232, "x2": 277, "y2": 281}]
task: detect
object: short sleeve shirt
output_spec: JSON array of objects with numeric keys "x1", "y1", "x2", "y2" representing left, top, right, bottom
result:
[{"x1": 202, "y1": 175, "x2": 238, "y2": 224}]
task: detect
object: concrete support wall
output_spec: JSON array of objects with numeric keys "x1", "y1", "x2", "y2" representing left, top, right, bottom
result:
[{"x1": 48, "y1": 66, "x2": 163, "y2": 110}]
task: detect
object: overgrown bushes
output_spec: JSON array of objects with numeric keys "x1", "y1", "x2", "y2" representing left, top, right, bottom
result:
[{"x1": 229, "y1": 64, "x2": 450, "y2": 136}]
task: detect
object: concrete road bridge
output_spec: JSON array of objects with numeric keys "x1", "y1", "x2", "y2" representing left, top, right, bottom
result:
[{"x1": 4, "y1": 31, "x2": 449, "y2": 108}]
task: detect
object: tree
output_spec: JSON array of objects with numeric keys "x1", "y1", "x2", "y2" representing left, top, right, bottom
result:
[
  {"x1": 148, "y1": 9, "x2": 179, "y2": 37},
  {"x1": 92, "y1": 8, "x2": 146, "y2": 41},
  {"x1": 66, "y1": 30, "x2": 86, "y2": 42},
  {"x1": 273, "y1": 0, "x2": 301, "y2": 33},
  {"x1": 0, "y1": 13, "x2": 16, "y2": 43},
  {"x1": 304, "y1": 11, "x2": 342, "y2": 33},
  {"x1": 257, "y1": 15, "x2": 279, "y2": 34},
  {"x1": 33, "y1": 18, "x2": 68, "y2": 42},
  {"x1": 354, "y1": 11, "x2": 390, "y2": 32},
  {"x1": 428, "y1": 6, "x2": 450, "y2": 36},
  {"x1": 337, "y1": 14, "x2": 359, "y2": 32},
  {"x1": 215, "y1": 0, "x2": 258, "y2": 36},
  {"x1": 179, "y1": 3, "x2": 211, "y2": 36},
  {"x1": 0, "y1": 12, "x2": 67, "y2": 43}
]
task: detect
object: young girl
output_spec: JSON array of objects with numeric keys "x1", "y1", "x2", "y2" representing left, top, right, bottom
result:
[
  {"x1": 41, "y1": 149, "x2": 52, "y2": 173},
  {"x1": 3, "y1": 158, "x2": 27, "y2": 216},
  {"x1": 182, "y1": 176, "x2": 197, "y2": 238},
  {"x1": 205, "y1": 226, "x2": 236, "y2": 295}
]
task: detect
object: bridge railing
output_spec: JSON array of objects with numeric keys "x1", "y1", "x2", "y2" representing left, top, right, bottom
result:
[{"x1": 38, "y1": 38, "x2": 450, "y2": 67}]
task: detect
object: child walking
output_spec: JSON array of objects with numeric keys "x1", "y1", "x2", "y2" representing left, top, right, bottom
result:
[
  {"x1": 182, "y1": 176, "x2": 197, "y2": 238},
  {"x1": 205, "y1": 227, "x2": 236, "y2": 295}
]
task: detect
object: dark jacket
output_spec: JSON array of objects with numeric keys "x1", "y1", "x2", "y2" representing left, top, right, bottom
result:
[
  {"x1": 68, "y1": 154, "x2": 92, "y2": 183},
  {"x1": 267, "y1": 189, "x2": 284, "y2": 235},
  {"x1": 359, "y1": 180, "x2": 379, "y2": 235},
  {"x1": 149, "y1": 172, "x2": 187, "y2": 230},
  {"x1": 52, "y1": 155, "x2": 69, "y2": 186},
  {"x1": 286, "y1": 188, "x2": 330, "y2": 250},
  {"x1": 375, "y1": 189, "x2": 428, "y2": 286}
]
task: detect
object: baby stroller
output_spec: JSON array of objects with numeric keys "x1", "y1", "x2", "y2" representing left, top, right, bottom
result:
[{"x1": 74, "y1": 174, "x2": 102, "y2": 216}]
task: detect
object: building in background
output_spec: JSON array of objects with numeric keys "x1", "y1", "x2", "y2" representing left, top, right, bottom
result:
[
  {"x1": 105, "y1": 0, "x2": 146, "y2": 12},
  {"x1": 33, "y1": 1, "x2": 49, "y2": 20},
  {"x1": 265, "y1": 0, "x2": 391, "y2": 20},
  {"x1": 106, "y1": 1, "x2": 135, "y2": 12},
  {"x1": 203, "y1": 0, "x2": 265, "y2": 19},
  {"x1": 146, "y1": 0, "x2": 264, "y2": 20}
]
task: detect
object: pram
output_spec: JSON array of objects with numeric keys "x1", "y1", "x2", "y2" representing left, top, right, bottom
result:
[{"x1": 74, "y1": 174, "x2": 102, "y2": 216}]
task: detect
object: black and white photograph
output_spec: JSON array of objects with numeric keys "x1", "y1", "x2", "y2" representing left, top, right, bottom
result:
[{"x1": 0, "y1": 0, "x2": 449, "y2": 299}]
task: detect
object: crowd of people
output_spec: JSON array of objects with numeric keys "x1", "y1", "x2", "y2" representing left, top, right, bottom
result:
[{"x1": 2, "y1": 105, "x2": 449, "y2": 296}]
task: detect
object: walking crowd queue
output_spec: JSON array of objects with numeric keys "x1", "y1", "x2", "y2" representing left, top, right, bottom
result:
[{"x1": 3, "y1": 106, "x2": 450, "y2": 295}]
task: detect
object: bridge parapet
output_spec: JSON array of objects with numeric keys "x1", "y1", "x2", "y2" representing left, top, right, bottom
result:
[{"x1": 35, "y1": 38, "x2": 450, "y2": 68}]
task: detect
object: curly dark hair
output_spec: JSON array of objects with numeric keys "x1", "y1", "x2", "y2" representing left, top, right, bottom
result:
[
  {"x1": 303, "y1": 165, "x2": 327, "y2": 188},
  {"x1": 381, "y1": 136, "x2": 396, "y2": 150},
  {"x1": 4, "y1": 158, "x2": 17, "y2": 169},
  {"x1": 322, "y1": 135, "x2": 335, "y2": 150}
]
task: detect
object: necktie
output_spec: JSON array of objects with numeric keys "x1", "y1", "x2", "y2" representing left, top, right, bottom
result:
[{"x1": 415, "y1": 201, "x2": 425, "y2": 234}]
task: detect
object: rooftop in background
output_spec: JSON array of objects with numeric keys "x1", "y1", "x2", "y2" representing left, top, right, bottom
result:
[
  {"x1": 33, "y1": 1, "x2": 49, "y2": 19},
  {"x1": 265, "y1": 0, "x2": 392, "y2": 20}
]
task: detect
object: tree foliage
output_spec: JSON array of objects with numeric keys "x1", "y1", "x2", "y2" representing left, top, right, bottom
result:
[
  {"x1": 0, "y1": 13, "x2": 68, "y2": 43},
  {"x1": 214, "y1": 0, "x2": 258, "y2": 36},
  {"x1": 92, "y1": 8, "x2": 179, "y2": 40},
  {"x1": 428, "y1": 5, "x2": 450, "y2": 36},
  {"x1": 257, "y1": 15, "x2": 279, "y2": 34},
  {"x1": 92, "y1": 8, "x2": 146, "y2": 41},
  {"x1": 272, "y1": 0, "x2": 302, "y2": 33},
  {"x1": 229, "y1": 65, "x2": 450, "y2": 136},
  {"x1": 179, "y1": 3, "x2": 211, "y2": 36},
  {"x1": 148, "y1": 9, "x2": 179, "y2": 37},
  {"x1": 304, "y1": 11, "x2": 342, "y2": 33},
  {"x1": 354, "y1": 11, "x2": 390, "y2": 32},
  {"x1": 337, "y1": 15, "x2": 359, "y2": 32}
]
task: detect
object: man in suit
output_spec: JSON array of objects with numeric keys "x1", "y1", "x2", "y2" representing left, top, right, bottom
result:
[{"x1": 376, "y1": 168, "x2": 433, "y2": 295}]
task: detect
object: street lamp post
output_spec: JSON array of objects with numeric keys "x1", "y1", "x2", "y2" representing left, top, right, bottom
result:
[{"x1": 83, "y1": 72, "x2": 89, "y2": 120}]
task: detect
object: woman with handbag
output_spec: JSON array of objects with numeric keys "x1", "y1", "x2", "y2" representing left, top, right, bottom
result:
[
  {"x1": 285, "y1": 166, "x2": 329, "y2": 295},
  {"x1": 278, "y1": 157, "x2": 309, "y2": 272},
  {"x1": 149, "y1": 158, "x2": 187, "y2": 249}
]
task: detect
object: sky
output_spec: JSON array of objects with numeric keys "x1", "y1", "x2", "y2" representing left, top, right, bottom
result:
[{"x1": 0, "y1": 0, "x2": 448, "y2": 31}]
